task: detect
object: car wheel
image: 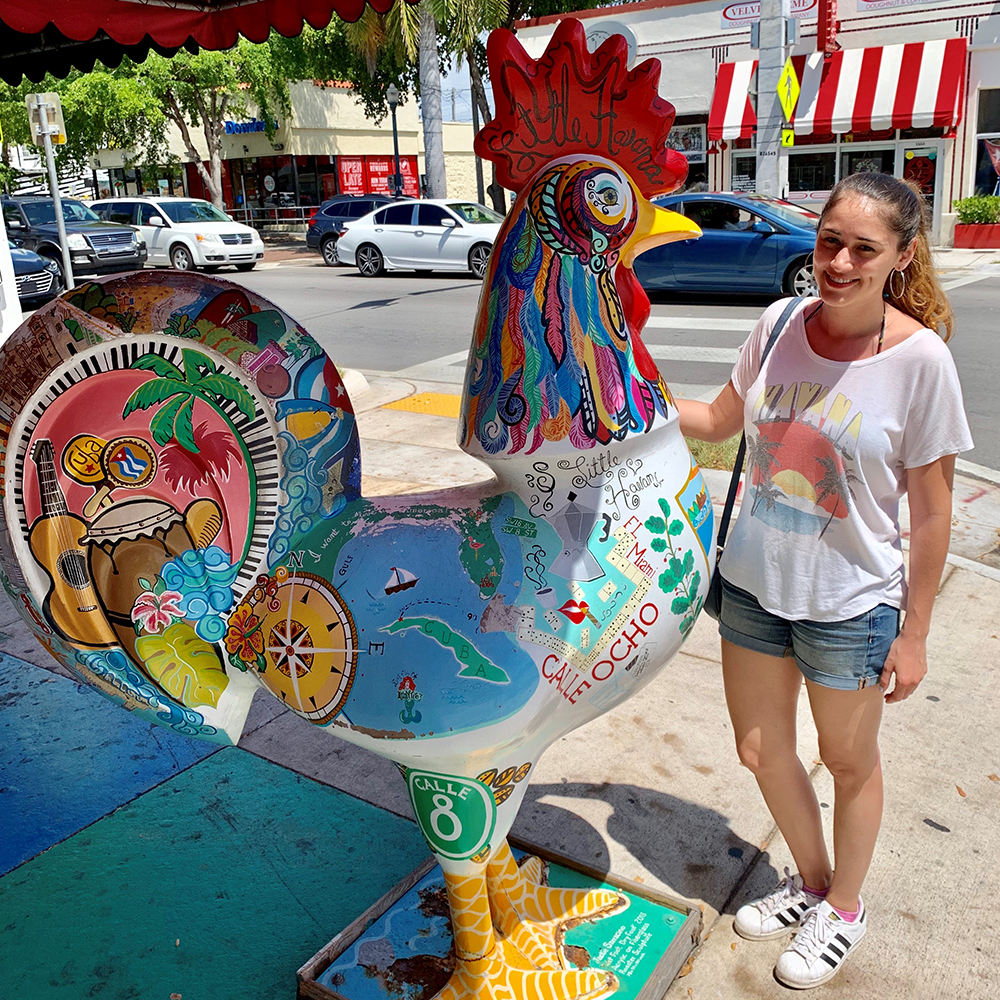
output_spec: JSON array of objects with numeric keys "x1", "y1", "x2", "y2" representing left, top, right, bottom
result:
[
  {"x1": 170, "y1": 244, "x2": 195, "y2": 271},
  {"x1": 469, "y1": 243, "x2": 492, "y2": 279},
  {"x1": 785, "y1": 257, "x2": 817, "y2": 297},
  {"x1": 235, "y1": 263, "x2": 256, "y2": 272},
  {"x1": 321, "y1": 236, "x2": 340, "y2": 266},
  {"x1": 357, "y1": 244, "x2": 384, "y2": 277}
]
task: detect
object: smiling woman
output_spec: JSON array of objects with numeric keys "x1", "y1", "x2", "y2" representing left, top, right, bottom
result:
[{"x1": 675, "y1": 169, "x2": 973, "y2": 991}]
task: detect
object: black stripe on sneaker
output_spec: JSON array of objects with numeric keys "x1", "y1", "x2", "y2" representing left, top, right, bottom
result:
[
  {"x1": 820, "y1": 953, "x2": 839, "y2": 968},
  {"x1": 796, "y1": 902, "x2": 809, "y2": 913},
  {"x1": 828, "y1": 943, "x2": 844, "y2": 958},
  {"x1": 775, "y1": 912, "x2": 793, "y2": 927},
  {"x1": 834, "y1": 933, "x2": 852, "y2": 949}
]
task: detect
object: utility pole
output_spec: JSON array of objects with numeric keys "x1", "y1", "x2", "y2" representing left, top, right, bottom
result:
[
  {"x1": 470, "y1": 95, "x2": 485, "y2": 205},
  {"x1": 755, "y1": 0, "x2": 790, "y2": 199},
  {"x1": 26, "y1": 93, "x2": 74, "y2": 288}
]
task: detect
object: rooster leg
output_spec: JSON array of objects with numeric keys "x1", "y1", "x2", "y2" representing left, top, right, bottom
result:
[
  {"x1": 485, "y1": 841, "x2": 629, "y2": 973},
  {"x1": 438, "y1": 866, "x2": 619, "y2": 1000}
]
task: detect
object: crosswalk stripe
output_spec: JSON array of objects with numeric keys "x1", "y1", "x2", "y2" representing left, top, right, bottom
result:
[
  {"x1": 644, "y1": 316, "x2": 758, "y2": 331},
  {"x1": 647, "y1": 345, "x2": 740, "y2": 363}
]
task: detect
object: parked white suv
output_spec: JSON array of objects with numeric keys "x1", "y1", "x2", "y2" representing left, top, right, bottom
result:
[{"x1": 91, "y1": 196, "x2": 264, "y2": 272}]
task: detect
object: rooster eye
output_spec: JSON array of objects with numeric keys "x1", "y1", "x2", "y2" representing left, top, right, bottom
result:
[{"x1": 585, "y1": 174, "x2": 627, "y2": 219}]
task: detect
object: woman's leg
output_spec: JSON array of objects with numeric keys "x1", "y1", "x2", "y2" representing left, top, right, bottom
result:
[
  {"x1": 804, "y1": 681, "x2": 884, "y2": 912},
  {"x1": 722, "y1": 639, "x2": 832, "y2": 890}
]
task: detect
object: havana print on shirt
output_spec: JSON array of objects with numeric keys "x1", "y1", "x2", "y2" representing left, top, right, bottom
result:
[{"x1": 747, "y1": 380, "x2": 863, "y2": 537}]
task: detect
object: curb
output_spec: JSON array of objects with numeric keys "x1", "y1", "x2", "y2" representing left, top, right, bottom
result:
[{"x1": 956, "y1": 458, "x2": 1000, "y2": 487}]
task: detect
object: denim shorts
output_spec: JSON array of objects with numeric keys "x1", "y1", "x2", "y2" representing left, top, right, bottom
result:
[{"x1": 718, "y1": 577, "x2": 901, "y2": 691}]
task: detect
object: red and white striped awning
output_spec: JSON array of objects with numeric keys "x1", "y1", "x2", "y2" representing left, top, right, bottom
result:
[
  {"x1": 707, "y1": 38, "x2": 967, "y2": 142},
  {"x1": 708, "y1": 59, "x2": 757, "y2": 141}
]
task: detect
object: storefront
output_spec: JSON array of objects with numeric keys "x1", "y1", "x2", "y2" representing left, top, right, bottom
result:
[
  {"x1": 707, "y1": 39, "x2": 966, "y2": 241},
  {"x1": 515, "y1": 0, "x2": 989, "y2": 245},
  {"x1": 183, "y1": 153, "x2": 421, "y2": 211}
]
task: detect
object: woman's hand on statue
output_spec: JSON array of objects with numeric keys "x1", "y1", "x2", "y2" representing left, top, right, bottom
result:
[{"x1": 879, "y1": 631, "x2": 927, "y2": 703}]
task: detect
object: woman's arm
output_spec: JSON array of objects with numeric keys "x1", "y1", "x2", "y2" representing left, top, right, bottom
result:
[
  {"x1": 880, "y1": 454, "x2": 956, "y2": 704},
  {"x1": 676, "y1": 381, "x2": 745, "y2": 442}
]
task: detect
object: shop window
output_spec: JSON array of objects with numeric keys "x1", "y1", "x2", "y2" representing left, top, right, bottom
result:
[
  {"x1": 841, "y1": 148, "x2": 894, "y2": 178},
  {"x1": 900, "y1": 127, "x2": 945, "y2": 140},
  {"x1": 731, "y1": 155, "x2": 756, "y2": 193},
  {"x1": 842, "y1": 129, "x2": 895, "y2": 143},
  {"x1": 788, "y1": 151, "x2": 835, "y2": 192},
  {"x1": 977, "y1": 90, "x2": 1000, "y2": 134},
  {"x1": 973, "y1": 136, "x2": 1000, "y2": 196},
  {"x1": 791, "y1": 132, "x2": 836, "y2": 146}
]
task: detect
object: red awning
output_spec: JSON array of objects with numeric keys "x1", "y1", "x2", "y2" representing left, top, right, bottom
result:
[
  {"x1": 708, "y1": 38, "x2": 967, "y2": 141},
  {"x1": 0, "y1": 0, "x2": 415, "y2": 83},
  {"x1": 707, "y1": 59, "x2": 757, "y2": 142}
]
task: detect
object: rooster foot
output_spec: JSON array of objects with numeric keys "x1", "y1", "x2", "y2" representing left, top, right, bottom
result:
[
  {"x1": 487, "y1": 841, "x2": 628, "y2": 972},
  {"x1": 435, "y1": 938, "x2": 619, "y2": 1000}
]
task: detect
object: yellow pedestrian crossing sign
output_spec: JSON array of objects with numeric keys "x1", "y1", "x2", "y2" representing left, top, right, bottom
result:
[
  {"x1": 777, "y1": 58, "x2": 800, "y2": 121},
  {"x1": 782, "y1": 129, "x2": 795, "y2": 147}
]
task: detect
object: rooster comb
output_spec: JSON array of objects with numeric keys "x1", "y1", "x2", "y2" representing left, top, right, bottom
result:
[{"x1": 475, "y1": 19, "x2": 688, "y2": 199}]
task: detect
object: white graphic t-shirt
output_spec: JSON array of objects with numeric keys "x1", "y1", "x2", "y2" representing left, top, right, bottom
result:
[{"x1": 721, "y1": 297, "x2": 974, "y2": 621}]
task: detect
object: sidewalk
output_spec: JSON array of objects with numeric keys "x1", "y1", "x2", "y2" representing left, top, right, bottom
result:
[{"x1": 1, "y1": 368, "x2": 996, "y2": 1000}]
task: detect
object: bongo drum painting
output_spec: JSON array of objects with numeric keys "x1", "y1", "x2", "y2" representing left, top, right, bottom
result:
[{"x1": 0, "y1": 272, "x2": 356, "y2": 741}]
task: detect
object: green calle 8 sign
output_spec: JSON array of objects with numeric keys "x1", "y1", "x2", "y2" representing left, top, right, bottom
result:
[{"x1": 407, "y1": 770, "x2": 497, "y2": 861}]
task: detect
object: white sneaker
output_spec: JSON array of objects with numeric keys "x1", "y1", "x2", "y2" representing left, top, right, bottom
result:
[
  {"x1": 774, "y1": 898, "x2": 867, "y2": 989},
  {"x1": 733, "y1": 868, "x2": 825, "y2": 941}
]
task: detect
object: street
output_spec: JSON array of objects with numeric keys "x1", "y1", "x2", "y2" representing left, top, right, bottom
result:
[{"x1": 230, "y1": 258, "x2": 1000, "y2": 472}]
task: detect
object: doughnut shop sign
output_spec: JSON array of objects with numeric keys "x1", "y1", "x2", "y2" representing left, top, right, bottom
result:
[{"x1": 722, "y1": 0, "x2": 817, "y2": 28}]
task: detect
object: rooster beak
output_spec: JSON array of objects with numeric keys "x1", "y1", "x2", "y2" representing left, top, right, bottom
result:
[{"x1": 622, "y1": 199, "x2": 701, "y2": 266}]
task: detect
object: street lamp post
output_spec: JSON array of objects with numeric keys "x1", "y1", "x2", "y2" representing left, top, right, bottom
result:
[{"x1": 387, "y1": 84, "x2": 403, "y2": 198}]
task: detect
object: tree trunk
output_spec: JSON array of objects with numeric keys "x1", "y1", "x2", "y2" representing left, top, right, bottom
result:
[
  {"x1": 466, "y1": 47, "x2": 506, "y2": 212},
  {"x1": 419, "y1": 5, "x2": 447, "y2": 198}
]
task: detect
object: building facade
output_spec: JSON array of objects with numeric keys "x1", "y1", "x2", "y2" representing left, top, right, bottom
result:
[
  {"x1": 515, "y1": 0, "x2": 1000, "y2": 245},
  {"x1": 91, "y1": 80, "x2": 481, "y2": 210}
]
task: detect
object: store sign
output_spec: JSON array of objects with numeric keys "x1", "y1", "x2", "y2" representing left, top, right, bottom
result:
[
  {"x1": 338, "y1": 156, "x2": 366, "y2": 196},
  {"x1": 223, "y1": 118, "x2": 276, "y2": 134},
  {"x1": 666, "y1": 125, "x2": 706, "y2": 165},
  {"x1": 721, "y1": 0, "x2": 817, "y2": 28}
]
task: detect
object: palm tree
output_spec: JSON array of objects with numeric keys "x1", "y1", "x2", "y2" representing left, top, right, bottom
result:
[
  {"x1": 746, "y1": 434, "x2": 783, "y2": 516},
  {"x1": 122, "y1": 348, "x2": 258, "y2": 562},
  {"x1": 814, "y1": 454, "x2": 859, "y2": 539}
]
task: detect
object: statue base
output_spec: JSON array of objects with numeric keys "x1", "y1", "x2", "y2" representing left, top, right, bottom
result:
[{"x1": 297, "y1": 840, "x2": 701, "y2": 1000}]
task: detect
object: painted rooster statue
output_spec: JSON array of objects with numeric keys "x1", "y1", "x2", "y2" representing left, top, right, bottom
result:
[{"x1": 0, "y1": 20, "x2": 710, "y2": 1000}]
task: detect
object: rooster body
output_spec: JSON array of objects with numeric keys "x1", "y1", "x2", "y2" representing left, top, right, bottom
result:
[{"x1": 0, "y1": 21, "x2": 711, "y2": 1000}]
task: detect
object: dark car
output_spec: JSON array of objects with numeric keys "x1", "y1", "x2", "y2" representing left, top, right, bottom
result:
[
  {"x1": 306, "y1": 194, "x2": 394, "y2": 265},
  {"x1": 635, "y1": 193, "x2": 818, "y2": 297},
  {"x1": 2, "y1": 195, "x2": 147, "y2": 276},
  {"x1": 9, "y1": 240, "x2": 63, "y2": 305}
]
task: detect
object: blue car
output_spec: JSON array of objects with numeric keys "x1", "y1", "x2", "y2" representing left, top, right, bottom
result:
[{"x1": 636, "y1": 193, "x2": 819, "y2": 297}]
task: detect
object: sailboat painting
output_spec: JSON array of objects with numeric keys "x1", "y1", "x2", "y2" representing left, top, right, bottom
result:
[{"x1": 385, "y1": 567, "x2": 419, "y2": 596}]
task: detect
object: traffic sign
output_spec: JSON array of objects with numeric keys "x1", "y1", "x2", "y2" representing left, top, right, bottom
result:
[
  {"x1": 782, "y1": 128, "x2": 795, "y2": 147},
  {"x1": 777, "y1": 58, "x2": 800, "y2": 121},
  {"x1": 26, "y1": 93, "x2": 66, "y2": 146}
]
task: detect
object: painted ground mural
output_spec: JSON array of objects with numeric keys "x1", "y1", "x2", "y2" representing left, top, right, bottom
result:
[{"x1": 0, "y1": 20, "x2": 711, "y2": 1000}]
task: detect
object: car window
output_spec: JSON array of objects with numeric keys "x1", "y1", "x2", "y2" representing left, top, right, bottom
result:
[
  {"x1": 137, "y1": 204, "x2": 166, "y2": 225},
  {"x1": 418, "y1": 204, "x2": 452, "y2": 227},
  {"x1": 349, "y1": 202, "x2": 372, "y2": 218},
  {"x1": 323, "y1": 203, "x2": 346, "y2": 218},
  {"x1": 20, "y1": 199, "x2": 101, "y2": 226},
  {"x1": 160, "y1": 200, "x2": 230, "y2": 224},
  {"x1": 104, "y1": 203, "x2": 137, "y2": 225},
  {"x1": 3, "y1": 204, "x2": 24, "y2": 227},
  {"x1": 745, "y1": 196, "x2": 819, "y2": 229},
  {"x1": 382, "y1": 204, "x2": 415, "y2": 225},
  {"x1": 448, "y1": 202, "x2": 503, "y2": 224}
]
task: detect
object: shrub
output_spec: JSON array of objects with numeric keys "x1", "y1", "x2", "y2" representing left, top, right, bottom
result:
[{"x1": 954, "y1": 195, "x2": 1000, "y2": 225}]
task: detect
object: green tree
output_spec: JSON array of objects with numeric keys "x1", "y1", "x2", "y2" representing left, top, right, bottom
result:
[{"x1": 134, "y1": 43, "x2": 293, "y2": 208}]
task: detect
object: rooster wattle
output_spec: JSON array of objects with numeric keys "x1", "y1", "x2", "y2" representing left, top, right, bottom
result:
[{"x1": 0, "y1": 20, "x2": 709, "y2": 1000}]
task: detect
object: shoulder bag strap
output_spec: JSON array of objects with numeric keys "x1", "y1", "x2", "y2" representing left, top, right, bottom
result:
[{"x1": 715, "y1": 296, "x2": 804, "y2": 550}]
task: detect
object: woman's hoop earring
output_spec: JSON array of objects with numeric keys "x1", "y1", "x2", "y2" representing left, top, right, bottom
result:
[{"x1": 890, "y1": 267, "x2": 907, "y2": 298}]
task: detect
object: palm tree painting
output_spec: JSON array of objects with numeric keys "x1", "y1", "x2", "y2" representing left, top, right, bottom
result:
[
  {"x1": 747, "y1": 433, "x2": 784, "y2": 517},
  {"x1": 122, "y1": 348, "x2": 257, "y2": 563},
  {"x1": 814, "y1": 454, "x2": 860, "y2": 539}
]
